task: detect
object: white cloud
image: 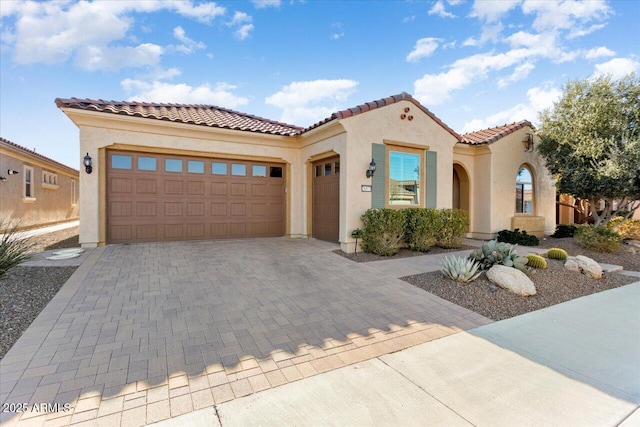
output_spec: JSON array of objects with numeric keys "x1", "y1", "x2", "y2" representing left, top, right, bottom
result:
[
  {"x1": 331, "y1": 32, "x2": 344, "y2": 40},
  {"x1": 429, "y1": 1, "x2": 456, "y2": 18},
  {"x1": 76, "y1": 43, "x2": 163, "y2": 71},
  {"x1": 172, "y1": 26, "x2": 206, "y2": 54},
  {"x1": 584, "y1": 46, "x2": 615, "y2": 60},
  {"x1": 2, "y1": 1, "x2": 225, "y2": 67},
  {"x1": 522, "y1": 0, "x2": 610, "y2": 36},
  {"x1": 265, "y1": 79, "x2": 358, "y2": 126},
  {"x1": 497, "y1": 62, "x2": 535, "y2": 88},
  {"x1": 228, "y1": 11, "x2": 254, "y2": 40},
  {"x1": 461, "y1": 84, "x2": 562, "y2": 132},
  {"x1": 593, "y1": 58, "x2": 640, "y2": 80},
  {"x1": 406, "y1": 38, "x2": 440, "y2": 62},
  {"x1": 403, "y1": 15, "x2": 416, "y2": 23},
  {"x1": 470, "y1": 0, "x2": 521, "y2": 23},
  {"x1": 122, "y1": 80, "x2": 249, "y2": 107},
  {"x1": 251, "y1": 0, "x2": 281, "y2": 8}
]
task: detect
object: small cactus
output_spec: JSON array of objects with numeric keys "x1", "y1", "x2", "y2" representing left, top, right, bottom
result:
[
  {"x1": 547, "y1": 248, "x2": 568, "y2": 260},
  {"x1": 526, "y1": 254, "x2": 547, "y2": 269},
  {"x1": 440, "y1": 256, "x2": 482, "y2": 283}
]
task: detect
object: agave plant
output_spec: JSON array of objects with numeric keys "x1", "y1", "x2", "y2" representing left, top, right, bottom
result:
[
  {"x1": 468, "y1": 239, "x2": 528, "y2": 273},
  {"x1": 440, "y1": 255, "x2": 482, "y2": 283}
]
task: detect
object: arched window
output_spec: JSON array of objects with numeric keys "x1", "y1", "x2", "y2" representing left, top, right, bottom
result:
[{"x1": 516, "y1": 166, "x2": 533, "y2": 214}]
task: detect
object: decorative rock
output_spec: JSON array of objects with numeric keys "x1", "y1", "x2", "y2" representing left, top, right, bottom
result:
[
  {"x1": 486, "y1": 265, "x2": 537, "y2": 296},
  {"x1": 564, "y1": 255, "x2": 603, "y2": 279}
]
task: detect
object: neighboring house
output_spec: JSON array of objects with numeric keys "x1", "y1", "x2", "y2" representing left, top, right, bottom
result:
[
  {"x1": 56, "y1": 93, "x2": 555, "y2": 252},
  {"x1": 0, "y1": 137, "x2": 79, "y2": 232}
]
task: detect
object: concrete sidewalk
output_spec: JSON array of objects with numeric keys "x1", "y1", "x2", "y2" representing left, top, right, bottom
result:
[{"x1": 165, "y1": 282, "x2": 640, "y2": 427}]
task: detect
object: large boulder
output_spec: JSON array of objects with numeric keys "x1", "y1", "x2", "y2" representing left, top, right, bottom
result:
[
  {"x1": 486, "y1": 265, "x2": 536, "y2": 296},
  {"x1": 564, "y1": 255, "x2": 603, "y2": 279}
]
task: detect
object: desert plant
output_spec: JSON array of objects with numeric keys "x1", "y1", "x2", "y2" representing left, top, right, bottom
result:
[
  {"x1": 434, "y1": 209, "x2": 468, "y2": 249},
  {"x1": 403, "y1": 208, "x2": 438, "y2": 252},
  {"x1": 440, "y1": 255, "x2": 482, "y2": 283},
  {"x1": 0, "y1": 220, "x2": 35, "y2": 276},
  {"x1": 360, "y1": 209, "x2": 405, "y2": 256},
  {"x1": 607, "y1": 217, "x2": 640, "y2": 240},
  {"x1": 551, "y1": 224, "x2": 577, "y2": 238},
  {"x1": 526, "y1": 254, "x2": 547, "y2": 269},
  {"x1": 468, "y1": 240, "x2": 529, "y2": 272},
  {"x1": 497, "y1": 228, "x2": 539, "y2": 246},
  {"x1": 547, "y1": 248, "x2": 568, "y2": 260},
  {"x1": 574, "y1": 225, "x2": 622, "y2": 253}
]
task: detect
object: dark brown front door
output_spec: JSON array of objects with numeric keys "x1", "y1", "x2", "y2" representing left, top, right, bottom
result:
[
  {"x1": 106, "y1": 150, "x2": 285, "y2": 244},
  {"x1": 312, "y1": 156, "x2": 340, "y2": 242}
]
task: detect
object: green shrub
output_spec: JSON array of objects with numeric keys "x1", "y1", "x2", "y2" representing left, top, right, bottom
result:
[
  {"x1": 526, "y1": 254, "x2": 547, "y2": 269},
  {"x1": 0, "y1": 220, "x2": 35, "y2": 276},
  {"x1": 434, "y1": 209, "x2": 468, "y2": 249},
  {"x1": 575, "y1": 225, "x2": 622, "y2": 253},
  {"x1": 468, "y1": 240, "x2": 529, "y2": 273},
  {"x1": 403, "y1": 208, "x2": 438, "y2": 252},
  {"x1": 360, "y1": 209, "x2": 405, "y2": 256},
  {"x1": 440, "y1": 255, "x2": 481, "y2": 283},
  {"x1": 607, "y1": 217, "x2": 640, "y2": 240},
  {"x1": 551, "y1": 224, "x2": 577, "y2": 238},
  {"x1": 497, "y1": 228, "x2": 539, "y2": 246},
  {"x1": 547, "y1": 248, "x2": 568, "y2": 260}
]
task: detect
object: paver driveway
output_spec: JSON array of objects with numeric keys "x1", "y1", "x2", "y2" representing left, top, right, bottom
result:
[{"x1": 0, "y1": 238, "x2": 490, "y2": 426}]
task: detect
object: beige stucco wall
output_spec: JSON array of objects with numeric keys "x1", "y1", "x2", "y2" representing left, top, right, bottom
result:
[
  {"x1": 0, "y1": 145, "x2": 79, "y2": 232},
  {"x1": 338, "y1": 100, "x2": 459, "y2": 252},
  {"x1": 454, "y1": 128, "x2": 556, "y2": 239}
]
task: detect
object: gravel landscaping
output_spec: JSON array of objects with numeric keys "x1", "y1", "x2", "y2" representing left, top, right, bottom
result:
[
  {"x1": 0, "y1": 226, "x2": 79, "y2": 359},
  {"x1": 334, "y1": 245, "x2": 475, "y2": 263},
  {"x1": 537, "y1": 237, "x2": 640, "y2": 271},
  {"x1": 403, "y1": 259, "x2": 637, "y2": 321}
]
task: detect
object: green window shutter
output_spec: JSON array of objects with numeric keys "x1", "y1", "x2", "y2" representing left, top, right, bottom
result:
[
  {"x1": 425, "y1": 151, "x2": 437, "y2": 208},
  {"x1": 371, "y1": 143, "x2": 386, "y2": 208}
]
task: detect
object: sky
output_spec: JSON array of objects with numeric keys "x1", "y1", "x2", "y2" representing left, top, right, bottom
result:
[{"x1": 1, "y1": 0, "x2": 638, "y2": 169}]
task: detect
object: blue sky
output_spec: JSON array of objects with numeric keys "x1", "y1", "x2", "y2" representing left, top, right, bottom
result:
[{"x1": 1, "y1": 0, "x2": 638, "y2": 168}]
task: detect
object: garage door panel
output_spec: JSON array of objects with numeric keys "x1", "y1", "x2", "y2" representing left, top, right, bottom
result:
[
  {"x1": 211, "y1": 182, "x2": 228, "y2": 195},
  {"x1": 107, "y1": 150, "x2": 285, "y2": 243},
  {"x1": 110, "y1": 201, "x2": 132, "y2": 217},
  {"x1": 164, "y1": 202, "x2": 183, "y2": 216},
  {"x1": 211, "y1": 203, "x2": 227, "y2": 216},
  {"x1": 187, "y1": 181, "x2": 205, "y2": 195},
  {"x1": 164, "y1": 180, "x2": 183, "y2": 194},
  {"x1": 230, "y1": 183, "x2": 247, "y2": 196},
  {"x1": 187, "y1": 202, "x2": 205, "y2": 216},
  {"x1": 136, "y1": 202, "x2": 157, "y2": 216},
  {"x1": 110, "y1": 178, "x2": 132, "y2": 193}
]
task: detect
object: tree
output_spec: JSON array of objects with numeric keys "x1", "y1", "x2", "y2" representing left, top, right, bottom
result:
[{"x1": 537, "y1": 73, "x2": 640, "y2": 226}]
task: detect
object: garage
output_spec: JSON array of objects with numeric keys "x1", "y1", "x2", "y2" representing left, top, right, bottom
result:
[
  {"x1": 312, "y1": 156, "x2": 340, "y2": 242},
  {"x1": 107, "y1": 150, "x2": 285, "y2": 244}
]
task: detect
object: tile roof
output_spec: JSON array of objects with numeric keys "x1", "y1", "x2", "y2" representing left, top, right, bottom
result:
[
  {"x1": 55, "y1": 98, "x2": 303, "y2": 137},
  {"x1": 0, "y1": 137, "x2": 79, "y2": 174},
  {"x1": 303, "y1": 92, "x2": 462, "y2": 140},
  {"x1": 460, "y1": 120, "x2": 533, "y2": 145}
]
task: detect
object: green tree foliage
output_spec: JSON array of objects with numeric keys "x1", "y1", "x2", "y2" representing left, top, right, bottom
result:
[{"x1": 537, "y1": 73, "x2": 640, "y2": 226}]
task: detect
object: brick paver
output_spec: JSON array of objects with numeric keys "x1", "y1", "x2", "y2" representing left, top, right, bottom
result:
[{"x1": 0, "y1": 238, "x2": 491, "y2": 425}]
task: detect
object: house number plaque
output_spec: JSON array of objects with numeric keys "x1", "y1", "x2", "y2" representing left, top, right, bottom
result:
[{"x1": 361, "y1": 185, "x2": 372, "y2": 192}]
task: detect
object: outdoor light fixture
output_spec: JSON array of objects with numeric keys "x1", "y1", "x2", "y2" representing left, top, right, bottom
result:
[
  {"x1": 523, "y1": 133, "x2": 534, "y2": 152},
  {"x1": 366, "y1": 159, "x2": 376, "y2": 178},
  {"x1": 83, "y1": 153, "x2": 93, "y2": 174},
  {"x1": 7, "y1": 169, "x2": 19, "y2": 175}
]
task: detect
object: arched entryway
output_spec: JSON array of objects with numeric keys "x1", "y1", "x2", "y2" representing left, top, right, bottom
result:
[{"x1": 453, "y1": 163, "x2": 470, "y2": 228}]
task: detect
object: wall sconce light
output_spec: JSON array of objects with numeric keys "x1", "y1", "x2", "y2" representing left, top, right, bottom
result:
[
  {"x1": 7, "y1": 169, "x2": 19, "y2": 175},
  {"x1": 366, "y1": 159, "x2": 376, "y2": 178},
  {"x1": 523, "y1": 133, "x2": 534, "y2": 152},
  {"x1": 83, "y1": 153, "x2": 93, "y2": 174}
]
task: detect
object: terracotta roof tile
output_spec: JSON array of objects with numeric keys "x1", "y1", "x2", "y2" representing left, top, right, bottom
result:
[
  {"x1": 0, "y1": 137, "x2": 79, "y2": 173},
  {"x1": 55, "y1": 98, "x2": 303, "y2": 137},
  {"x1": 460, "y1": 120, "x2": 534, "y2": 145}
]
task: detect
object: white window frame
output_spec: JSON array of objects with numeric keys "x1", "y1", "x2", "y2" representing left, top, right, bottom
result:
[{"x1": 23, "y1": 165, "x2": 35, "y2": 202}]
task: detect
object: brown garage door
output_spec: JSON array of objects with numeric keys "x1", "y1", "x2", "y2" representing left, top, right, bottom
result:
[
  {"x1": 107, "y1": 150, "x2": 285, "y2": 244},
  {"x1": 312, "y1": 156, "x2": 339, "y2": 242}
]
